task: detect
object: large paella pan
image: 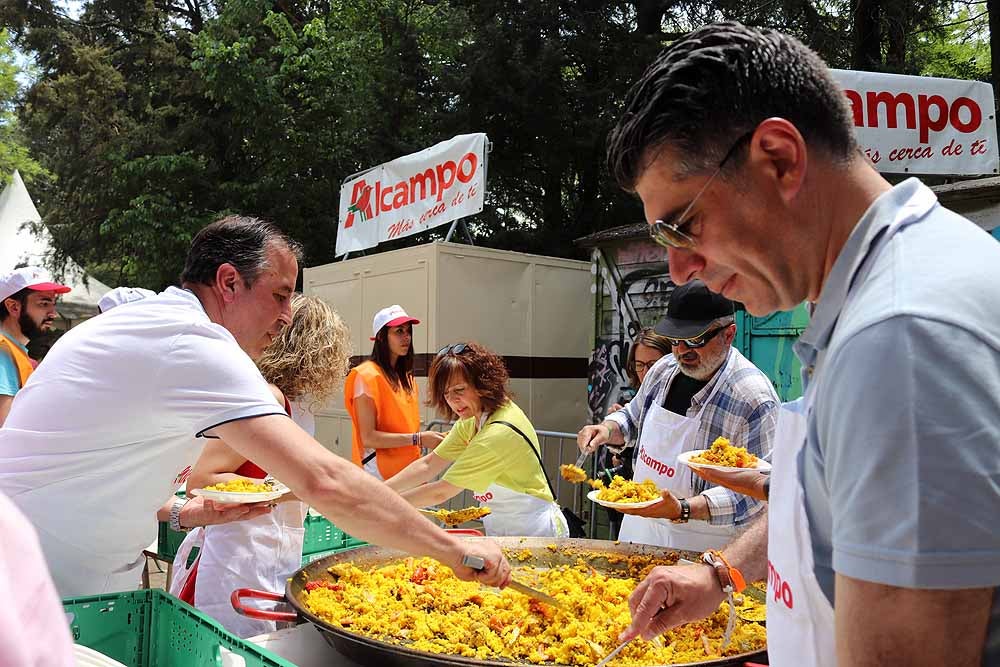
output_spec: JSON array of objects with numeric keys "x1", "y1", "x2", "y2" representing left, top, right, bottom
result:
[{"x1": 232, "y1": 537, "x2": 767, "y2": 667}]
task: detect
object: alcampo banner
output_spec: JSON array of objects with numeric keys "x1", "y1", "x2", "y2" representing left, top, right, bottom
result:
[
  {"x1": 831, "y1": 69, "x2": 998, "y2": 176},
  {"x1": 336, "y1": 133, "x2": 487, "y2": 256}
]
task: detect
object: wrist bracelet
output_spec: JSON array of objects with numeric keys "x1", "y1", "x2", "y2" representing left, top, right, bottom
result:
[
  {"x1": 412, "y1": 432, "x2": 420, "y2": 447},
  {"x1": 701, "y1": 549, "x2": 746, "y2": 594},
  {"x1": 603, "y1": 423, "x2": 613, "y2": 440}
]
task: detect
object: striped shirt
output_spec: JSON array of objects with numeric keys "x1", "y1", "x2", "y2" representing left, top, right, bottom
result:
[{"x1": 606, "y1": 347, "x2": 778, "y2": 526}]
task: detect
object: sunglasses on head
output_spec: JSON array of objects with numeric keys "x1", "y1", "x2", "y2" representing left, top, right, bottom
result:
[
  {"x1": 436, "y1": 343, "x2": 469, "y2": 357},
  {"x1": 664, "y1": 325, "x2": 728, "y2": 349}
]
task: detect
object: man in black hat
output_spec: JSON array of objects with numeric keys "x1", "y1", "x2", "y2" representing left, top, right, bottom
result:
[{"x1": 577, "y1": 280, "x2": 778, "y2": 551}]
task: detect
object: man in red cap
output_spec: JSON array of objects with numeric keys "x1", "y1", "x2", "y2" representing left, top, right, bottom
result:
[{"x1": 0, "y1": 266, "x2": 70, "y2": 425}]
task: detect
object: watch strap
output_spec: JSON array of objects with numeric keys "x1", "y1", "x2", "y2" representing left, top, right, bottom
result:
[
  {"x1": 672, "y1": 497, "x2": 691, "y2": 523},
  {"x1": 169, "y1": 496, "x2": 190, "y2": 533}
]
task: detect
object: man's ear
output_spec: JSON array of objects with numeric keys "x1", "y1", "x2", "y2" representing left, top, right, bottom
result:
[
  {"x1": 215, "y1": 263, "x2": 241, "y2": 303},
  {"x1": 749, "y1": 117, "x2": 808, "y2": 205},
  {"x1": 2, "y1": 297, "x2": 20, "y2": 317}
]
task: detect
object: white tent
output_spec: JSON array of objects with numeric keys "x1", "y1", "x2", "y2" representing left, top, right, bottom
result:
[{"x1": 0, "y1": 170, "x2": 111, "y2": 321}]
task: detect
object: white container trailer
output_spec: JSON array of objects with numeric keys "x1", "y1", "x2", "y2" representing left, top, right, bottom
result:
[{"x1": 303, "y1": 242, "x2": 592, "y2": 482}]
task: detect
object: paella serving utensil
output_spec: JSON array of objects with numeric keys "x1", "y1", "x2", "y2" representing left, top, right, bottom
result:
[
  {"x1": 593, "y1": 637, "x2": 633, "y2": 667},
  {"x1": 461, "y1": 554, "x2": 566, "y2": 610}
]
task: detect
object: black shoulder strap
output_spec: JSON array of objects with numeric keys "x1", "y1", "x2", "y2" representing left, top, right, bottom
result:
[{"x1": 491, "y1": 420, "x2": 556, "y2": 500}]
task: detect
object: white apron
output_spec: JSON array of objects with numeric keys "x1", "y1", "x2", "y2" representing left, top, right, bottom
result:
[
  {"x1": 764, "y1": 398, "x2": 836, "y2": 666},
  {"x1": 170, "y1": 500, "x2": 307, "y2": 638},
  {"x1": 766, "y1": 183, "x2": 932, "y2": 667},
  {"x1": 477, "y1": 484, "x2": 568, "y2": 537},
  {"x1": 619, "y1": 358, "x2": 739, "y2": 551},
  {"x1": 170, "y1": 401, "x2": 313, "y2": 638}
]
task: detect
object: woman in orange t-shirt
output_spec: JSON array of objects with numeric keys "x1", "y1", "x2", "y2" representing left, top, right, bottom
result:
[{"x1": 345, "y1": 305, "x2": 444, "y2": 480}]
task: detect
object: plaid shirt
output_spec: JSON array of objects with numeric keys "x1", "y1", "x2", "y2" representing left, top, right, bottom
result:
[{"x1": 606, "y1": 347, "x2": 778, "y2": 526}]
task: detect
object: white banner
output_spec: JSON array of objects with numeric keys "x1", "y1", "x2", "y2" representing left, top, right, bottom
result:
[
  {"x1": 336, "y1": 133, "x2": 487, "y2": 256},
  {"x1": 831, "y1": 69, "x2": 998, "y2": 176}
]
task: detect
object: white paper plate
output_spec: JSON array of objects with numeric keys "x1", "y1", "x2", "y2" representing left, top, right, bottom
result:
[
  {"x1": 74, "y1": 644, "x2": 129, "y2": 667},
  {"x1": 587, "y1": 488, "x2": 663, "y2": 510},
  {"x1": 190, "y1": 481, "x2": 290, "y2": 504},
  {"x1": 677, "y1": 450, "x2": 772, "y2": 473}
]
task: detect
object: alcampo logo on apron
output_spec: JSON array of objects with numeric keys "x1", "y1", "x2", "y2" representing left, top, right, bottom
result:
[
  {"x1": 474, "y1": 491, "x2": 494, "y2": 503},
  {"x1": 639, "y1": 446, "x2": 676, "y2": 478},
  {"x1": 768, "y1": 558, "x2": 795, "y2": 609}
]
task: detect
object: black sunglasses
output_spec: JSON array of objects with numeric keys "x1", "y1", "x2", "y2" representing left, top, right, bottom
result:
[
  {"x1": 664, "y1": 325, "x2": 728, "y2": 349},
  {"x1": 436, "y1": 343, "x2": 469, "y2": 357}
]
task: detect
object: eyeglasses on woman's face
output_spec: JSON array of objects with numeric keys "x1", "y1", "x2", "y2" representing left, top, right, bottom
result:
[{"x1": 632, "y1": 359, "x2": 658, "y2": 373}]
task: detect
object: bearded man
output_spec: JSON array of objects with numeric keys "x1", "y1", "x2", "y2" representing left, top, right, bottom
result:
[
  {"x1": 577, "y1": 280, "x2": 777, "y2": 550},
  {"x1": 0, "y1": 267, "x2": 70, "y2": 426}
]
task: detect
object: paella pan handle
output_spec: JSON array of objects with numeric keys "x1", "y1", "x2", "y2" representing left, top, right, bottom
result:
[{"x1": 230, "y1": 588, "x2": 299, "y2": 622}]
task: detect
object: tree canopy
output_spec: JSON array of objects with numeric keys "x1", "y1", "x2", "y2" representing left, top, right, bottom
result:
[{"x1": 0, "y1": 0, "x2": 995, "y2": 288}]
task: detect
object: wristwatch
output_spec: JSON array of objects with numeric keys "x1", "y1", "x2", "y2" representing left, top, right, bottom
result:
[
  {"x1": 672, "y1": 497, "x2": 691, "y2": 524},
  {"x1": 169, "y1": 496, "x2": 190, "y2": 533}
]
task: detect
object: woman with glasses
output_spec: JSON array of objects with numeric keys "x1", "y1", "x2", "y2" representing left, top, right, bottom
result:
[
  {"x1": 386, "y1": 342, "x2": 569, "y2": 537},
  {"x1": 345, "y1": 305, "x2": 445, "y2": 480}
]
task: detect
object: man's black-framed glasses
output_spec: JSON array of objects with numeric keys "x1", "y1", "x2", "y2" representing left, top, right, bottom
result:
[
  {"x1": 649, "y1": 130, "x2": 754, "y2": 251},
  {"x1": 436, "y1": 343, "x2": 469, "y2": 357},
  {"x1": 664, "y1": 325, "x2": 728, "y2": 349}
]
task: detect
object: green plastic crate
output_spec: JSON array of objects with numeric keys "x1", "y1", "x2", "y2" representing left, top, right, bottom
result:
[
  {"x1": 157, "y1": 520, "x2": 189, "y2": 561},
  {"x1": 158, "y1": 511, "x2": 366, "y2": 562},
  {"x1": 64, "y1": 589, "x2": 295, "y2": 667}
]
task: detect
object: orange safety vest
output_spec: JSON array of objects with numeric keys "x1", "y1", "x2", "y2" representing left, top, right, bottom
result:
[
  {"x1": 0, "y1": 334, "x2": 34, "y2": 390},
  {"x1": 344, "y1": 360, "x2": 421, "y2": 479}
]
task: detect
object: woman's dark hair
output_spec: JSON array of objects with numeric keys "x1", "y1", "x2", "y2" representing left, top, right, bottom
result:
[
  {"x1": 428, "y1": 342, "x2": 511, "y2": 418},
  {"x1": 371, "y1": 324, "x2": 414, "y2": 393},
  {"x1": 180, "y1": 215, "x2": 304, "y2": 288},
  {"x1": 625, "y1": 328, "x2": 672, "y2": 388}
]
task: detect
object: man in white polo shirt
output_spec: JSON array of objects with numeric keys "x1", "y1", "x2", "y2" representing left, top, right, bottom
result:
[{"x1": 0, "y1": 215, "x2": 510, "y2": 597}]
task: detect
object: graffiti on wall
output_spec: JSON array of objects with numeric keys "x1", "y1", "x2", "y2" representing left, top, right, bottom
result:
[
  {"x1": 587, "y1": 338, "x2": 630, "y2": 422},
  {"x1": 589, "y1": 241, "x2": 672, "y2": 422}
]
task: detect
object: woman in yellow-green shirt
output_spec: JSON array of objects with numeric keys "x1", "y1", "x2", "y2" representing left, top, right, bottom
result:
[{"x1": 386, "y1": 342, "x2": 568, "y2": 537}]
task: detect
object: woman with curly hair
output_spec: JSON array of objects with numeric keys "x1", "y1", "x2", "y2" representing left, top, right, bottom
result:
[
  {"x1": 345, "y1": 305, "x2": 444, "y2": 480},
  {"x1": 387, "y1": 342, "x2": 569, "y2": 537},
  {"x1": 169, "y1": 294, "x2": 351, "y2": 637}
]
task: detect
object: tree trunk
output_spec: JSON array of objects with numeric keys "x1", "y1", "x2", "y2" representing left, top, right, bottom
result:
[
  {"x1": 852, "y1": 0, "x2": 882, "y2": 71},
  {"x1": 883, "y1": 4, "x2": 906, "y2": 72},
  {"x1": 635, "y1": 0, "x2": 664, "y2": 36},
  {"x1": 989, "y1": 0, "x2": 1000, "y2": 110}
]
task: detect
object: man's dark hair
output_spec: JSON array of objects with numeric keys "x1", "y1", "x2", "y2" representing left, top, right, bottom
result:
[
  {"x1": 0, "y1": 288, "x2": 29, "y2": 322},
  {"x1": 180, "y1": 215, "x2": 304, "y2": 288},
  {"x1": 607, "y1": 22, "x2": 857, "y2": 190}
]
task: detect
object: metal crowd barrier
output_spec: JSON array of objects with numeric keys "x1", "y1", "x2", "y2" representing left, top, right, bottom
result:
[{"x1": 424, "y1": 419, "x2": 599, "y2": 538}]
